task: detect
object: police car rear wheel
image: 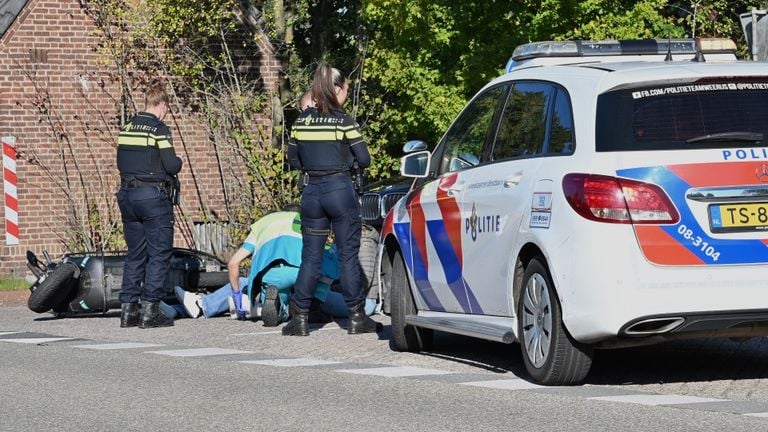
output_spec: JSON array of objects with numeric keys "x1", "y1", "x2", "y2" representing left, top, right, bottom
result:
[
  {"x1": 518, "y1": 257, "x2": 592, "y2": 385},
  {"x1": 390, "y1": 248, "x2": 433, "y2": 352}
]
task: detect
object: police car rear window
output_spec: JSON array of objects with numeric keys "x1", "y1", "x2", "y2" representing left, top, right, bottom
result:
[{"x1": 596, "y1": 81, "x2": 768, "y2": 152}]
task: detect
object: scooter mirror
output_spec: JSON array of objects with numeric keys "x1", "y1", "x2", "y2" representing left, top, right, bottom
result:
[{"x1": 26, "y1": 250, "x2": 40, "y2": 268}]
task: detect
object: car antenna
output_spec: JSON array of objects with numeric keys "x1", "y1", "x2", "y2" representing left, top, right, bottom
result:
[
  {"x1": 664, "y1": 37, "x2": 673, "y2": 62},
  {"x1": 691, "y1": 37, "x2": 706, "y2": 62}
]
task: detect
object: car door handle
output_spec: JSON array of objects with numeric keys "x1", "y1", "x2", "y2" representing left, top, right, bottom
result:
[
  {"x1": 448, "y1": 184, "x2": 464, "y2": 195},
  {"x1": 504, "y1": 173, "x2": 523, "y2": 188}
]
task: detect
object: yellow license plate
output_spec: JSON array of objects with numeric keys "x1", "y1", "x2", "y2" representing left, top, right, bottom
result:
[{"x1": 709, "y1": 203, "x2": 768, "y2": 232}]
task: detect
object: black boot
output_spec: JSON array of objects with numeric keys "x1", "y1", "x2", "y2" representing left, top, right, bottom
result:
[
  {"x1": 139, "y1": 301, "x2": 174, "y2": 329},
  {"x1": 282, "y1": 302, "x2": 309, "y2": 336},
  {"x1": 261, "y1": 286, "x2": 281, "y2": 327},
  {"x1": 347, "y1": 301, "x2": 383, "y2": 335},
  {"x1": 120, "y1": 303, "x2": 140, "y2": 328},
  {"x1": 308, "y1": 299, "x2": 333, "y2": 324}
]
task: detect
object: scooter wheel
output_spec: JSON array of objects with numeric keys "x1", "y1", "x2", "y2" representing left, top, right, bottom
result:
[{"x1": 27, "y1": 262, "x2": 79, "y2": 313}]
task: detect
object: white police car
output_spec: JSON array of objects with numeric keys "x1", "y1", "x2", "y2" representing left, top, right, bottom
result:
[{"x1": 378, "y1": 39, "x2": 768, "y2": 385}]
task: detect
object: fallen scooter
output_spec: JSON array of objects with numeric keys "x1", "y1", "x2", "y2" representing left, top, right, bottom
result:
[{"x1": 26, "y1": 248, "x2": 230, "y2": 315}]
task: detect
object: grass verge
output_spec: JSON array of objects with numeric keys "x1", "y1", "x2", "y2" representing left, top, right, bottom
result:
[{"x1": 0, "y1": 278, "x2": 30, "y2": 291}]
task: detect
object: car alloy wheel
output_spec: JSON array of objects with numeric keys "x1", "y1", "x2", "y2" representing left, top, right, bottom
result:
[{"x1": 521, "y1": 273, "x2": 553, "y2": 368}]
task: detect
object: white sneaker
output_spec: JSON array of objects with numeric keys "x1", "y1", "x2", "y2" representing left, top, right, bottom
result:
[
  {"x1": 241, "y1": 293, "x2": 252, "y2": 319},
  {"x1": 227, "y1": 295, "x2": 237, "y2": 319},
  {"x1": 252, "y1": 300, "x2": 263, "y2": 319},
  {"x1": 174, "y1": 286, "x2": 202, "y2": 318}
]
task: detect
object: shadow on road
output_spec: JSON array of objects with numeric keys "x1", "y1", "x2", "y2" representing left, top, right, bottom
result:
[
  {"x1": 378, "y1": 327, "x2": 527, "y2": 375},
  {"x1": 587, "y1": 337, "x2": 768, "y2": 385},
  {"x1": 381, "y1": 329, "x2": 768, "y2": 384},
  {"x1": 33, "y1": 311, "x2": 121, "y2": 321}
]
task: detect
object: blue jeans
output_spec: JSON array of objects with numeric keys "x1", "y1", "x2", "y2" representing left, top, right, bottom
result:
[
  {"x1": 199, "y1": 275, "x2": 295, "y2": 321},
  {"x1": 201, "y1": 278, "x2": 248, "y2": 318},
  {"x1": 197, "y1": 284, "x2": 377, "y2": 319},
  {"x1": 320, "y1": 294, "x2": 377, "y2": 317},
  {"x1": 197, "y1": 272, "x2": 375, "y2": 320},
  {"x1": 160, "y1": 301, "x2": 182, "y2": 319}
]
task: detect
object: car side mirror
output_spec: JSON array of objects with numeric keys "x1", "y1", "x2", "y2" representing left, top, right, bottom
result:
[
  {"x1": 402, "y1": 140, "x2": 428, "y2": 153},
  {"x1": 400, "y1": 151, "x2": 431, "y2": 178}
]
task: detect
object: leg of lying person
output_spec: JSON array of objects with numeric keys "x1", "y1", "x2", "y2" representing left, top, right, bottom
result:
[
  {"x1": 319, "y1": 292, "x2": 377, "y2": 318},
  {"x1": 203, "y1": 277, "x2": 248, "y2": 318},
  {"x1": 159, "y1": 301, "x2": 178, "y2": 319},
  {"x1": 174, "y1": 278, "x2": 249, "y2": 319}
]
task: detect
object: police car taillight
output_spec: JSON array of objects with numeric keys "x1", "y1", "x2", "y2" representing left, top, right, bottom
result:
[{"x1": 563, "y1": 174, "x2": 679, "y2": 224}]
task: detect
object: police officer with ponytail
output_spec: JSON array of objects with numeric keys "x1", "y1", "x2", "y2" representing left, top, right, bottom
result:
[
  {"x1": 283, "y1": 63, "x2": 381, "y2": 336},
  {"x1": 116, "y1": 79, "x2": 182, "y2": 329}
]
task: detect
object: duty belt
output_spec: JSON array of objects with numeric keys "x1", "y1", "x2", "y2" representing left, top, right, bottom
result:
[
  {"x1": 305, "y1": 171, "x2": 349, "y2": 178},
  {"x1": 121, "y1": 178, "x2": 166, "y2": 189}
]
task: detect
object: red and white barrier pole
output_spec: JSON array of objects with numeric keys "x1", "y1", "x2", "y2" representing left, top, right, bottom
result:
[{"x1": 3, "y1": 136, "x2": 18, "y2": 245}]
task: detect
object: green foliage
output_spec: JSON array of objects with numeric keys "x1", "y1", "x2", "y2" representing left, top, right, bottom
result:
[
  {"x1": 561, "y1": 0, "x2": 683, "y2": 40},
  {"x1": 20, "y1": 54, "x2": 125, "y2": 252},
  {"x1": 89, "y1": 1, "x2": 298, "y2": 225},
  {"x1": 358, "y1": 0, "x2": 756, "y2": 168},
  {"x1": 361, "y1": 0, "x2": 522, "y2": 161},
  {"x1": 64, "y1": 0, "x2": 764, "y2": 254}
]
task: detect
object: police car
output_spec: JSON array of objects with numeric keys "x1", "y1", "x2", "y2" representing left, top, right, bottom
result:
[{"x1": 378, "y1": 39, "x2": 768, "y2": 385}]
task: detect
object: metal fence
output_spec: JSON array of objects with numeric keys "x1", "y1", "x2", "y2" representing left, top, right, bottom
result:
[{"x1": 192, "y1": 222, "x2": 233, "y2": 259}]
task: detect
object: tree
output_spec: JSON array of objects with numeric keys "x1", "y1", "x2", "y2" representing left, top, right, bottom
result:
[{"x1": 359, "y1": 0, "x2": 757, "y2": 164}]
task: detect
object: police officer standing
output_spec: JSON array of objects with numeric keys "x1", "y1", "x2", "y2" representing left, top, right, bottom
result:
[
  {"x1": 283, "y1": 63, "x2": 381, "y2": 336},
  {"x1": 116, "y1": 79, "x2": 182, "y2": 328}
]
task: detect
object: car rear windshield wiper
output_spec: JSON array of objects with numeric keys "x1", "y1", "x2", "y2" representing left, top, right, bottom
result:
[{"x1": 686, "y1": 132, "x2": 764, "y2": 144}]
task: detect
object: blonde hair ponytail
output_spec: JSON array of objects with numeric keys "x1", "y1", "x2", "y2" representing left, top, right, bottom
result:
[{"x1": 311, "y1": 63, "x2": 346, "y2": 114}]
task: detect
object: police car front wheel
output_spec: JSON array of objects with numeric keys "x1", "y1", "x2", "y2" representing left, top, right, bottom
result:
[{"x1": 389, "y1": 248, "x2": 433, "y2": 352}]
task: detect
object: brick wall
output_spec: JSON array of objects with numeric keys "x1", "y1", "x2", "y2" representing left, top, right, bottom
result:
[{"x1": 0, "y1": 0, "x2": 279, "y2": 277}]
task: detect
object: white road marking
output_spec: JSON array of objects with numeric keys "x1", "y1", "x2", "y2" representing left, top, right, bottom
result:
[
  {"x1": 5, "y1": 331, "x2": 757, "y2": 419},
  {"x1": 145, "y1": 347, "x2": 252, "y2": 357},
  {"x1": 240, "y1": 358, "x2": 341, "y2": 367},
  {"x1": 72, "y1": 342, "x2": 163, "y2": 350},
  {"x1": 337, "y1": 366, "x2": 453, "y2": 377},
  {"x1": 588, "y1": 394, "x2": 727, "y2": 406},
  {"x1": 0, "y1": 337, "x2": 73, "y2": 344},
  {"x1": 460, "y1": 379, "x2": 547, "y2": 391}
]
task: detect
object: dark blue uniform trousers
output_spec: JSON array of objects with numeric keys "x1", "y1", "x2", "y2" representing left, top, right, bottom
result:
[
  {"x1": 292, "y1": 175, "x2": 365, "y2": 310},
  {"x1": 116, "y1": 186, "x2": 174, "y2": 303}
]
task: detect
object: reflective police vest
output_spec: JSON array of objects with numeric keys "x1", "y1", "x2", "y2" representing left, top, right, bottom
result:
[
  {"x1": 116, "y1": 112, "x2": 175, "y2": 182},
  {"x1": 290, "y1": 108, "x2": 364, "y2": 175}
]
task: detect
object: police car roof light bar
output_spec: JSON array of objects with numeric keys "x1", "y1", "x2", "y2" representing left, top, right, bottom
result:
[{"x1": 511, "y1": 38, "x2": 737, "y2": 62}]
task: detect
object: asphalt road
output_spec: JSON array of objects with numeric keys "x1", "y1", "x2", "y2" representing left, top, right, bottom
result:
[{"x1": 3, "y1": 305, "x2": 768, "y2": 431}]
